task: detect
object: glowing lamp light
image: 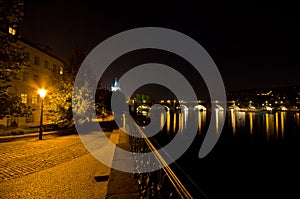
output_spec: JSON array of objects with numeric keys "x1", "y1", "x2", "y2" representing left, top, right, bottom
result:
[{"x1": 38, "y1": 89, "x2": 47, "y2": 98}]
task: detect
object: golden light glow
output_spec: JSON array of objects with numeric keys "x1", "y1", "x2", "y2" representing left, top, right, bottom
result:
[
  {"x1": 166, "y1": 113, "x2": 170, "y2": 133},
  {"x1": 281, "y1": 112, "x2": 285, "y2": 137},
  {"x1": 265, "y1": 113, "x2": 269, "y2": 136},
  {"x1": 265, "y1": 113, "x2": 275, "y2": 141},
  {"x1": 231, "y1": 110, "x2": 236, "y2": 135},
  {"x1": 160, "y1": 113, "x2": 165, "y2": 129},
  {"x1": 249, "y1": 112, "x2": 253, "y2": 134},
  {"x1": 296, "y1": 113, "x2": 300, "y2": 130},
  {"x1": 275, "y1": 112, "x2": 279, "y2": 138},
  {"x1": 216, "y1": 109, "x2": 219, "y2": 133},
  {"x1": 173, "y1": 113, "x2": 176, "y2": 133},
  {"x1": 198, "y1": 111, "x2": 202, "y2": 132},
  {"x1": 179, "y1": 113, "x2": 184, "y2": 134},
  {"x1": 9, "y1": 27, "x2": 16, "y2": 35},
  {"x1": 38, "y1": 89, "x2": 47, "y2": 98},
  {"x1": 59, "y1": 67, "x2": 63, "y2": 75}
]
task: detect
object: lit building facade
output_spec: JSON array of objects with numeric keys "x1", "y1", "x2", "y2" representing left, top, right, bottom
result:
[{"x1": 0, "y1": 28, "x2": 64, "y2": 127}]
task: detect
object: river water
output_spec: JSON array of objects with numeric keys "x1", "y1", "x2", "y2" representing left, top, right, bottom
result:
[{"x1": 154, "y1": 110, "x2": 300, "y2": 198}]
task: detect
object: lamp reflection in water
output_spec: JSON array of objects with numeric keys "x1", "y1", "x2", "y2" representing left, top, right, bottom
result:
[
  {"x1": 197, "y1": 110, "x2": 207, "y2": 134},
  {"x1": 275, "y1": 111, "x2": 286, "y2": 139},
  {"x1": 275, "y1": 112, "x2": 279, "y2": 138},
  {"x1": 160, "y1": 112, "x2": 165, "y2": 130},
  {"x1": 215, "y1": 108, "x2": 225, "y2": 133},
  {"x1": 173, "y1": 113, "x2": 176, "y2": 133},
  {"x1": 280, "y1": 111, "x2": 285, "y2": 138},
  {"x1": 249, "y1": 112, "x2": 254, "y2": 134},
  {"x1": 230, "y1": 109, "x2": 236, "y2": 135},
  {"x1": 296, "y1": 113, "x2": 300, "y2": 130},
  {"x1": 166, "y1": 113, "x2": 170, "y2": 133}
]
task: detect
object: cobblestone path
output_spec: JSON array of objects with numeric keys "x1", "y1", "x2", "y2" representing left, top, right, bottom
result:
[{"x1": 0, "y1": 135, "x2": 90, "y2": 182}]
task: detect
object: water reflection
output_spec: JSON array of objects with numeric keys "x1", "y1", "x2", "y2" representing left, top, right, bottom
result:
[
  {"x1": 160, "y1": 112, "x2": 165, "y2": 130},
  {"x1": 215, "y1": 109, "x2": 225, "y2": 134},
  {"x1": 166, "y1": 113, "x2": 170, "y2": 133},
  {"x1": 158, "y1": 109, "x2": 297, "y2": 142},
  {"x1": 226, "y1": 111, "x2": 290, "y2": 141},
  {"x1": 230, "y1": 110, "x2": 236, "y2": 134},
  {"x1": 229, "y1": 111, "x2": 245, "y2": 136},
  {"x1": 273, "y1": 112, "x2": 286, "y2": 139},
  {"x1": 173, "y1": 113, "x2": 176, "y2": 133},
  {"x1": 281, "y1": 112, "x2": 285, "y2": 138},
  {"x1": 215, "y1": 109, "x2": 219, "y2": 133},
  {"x1": 296, "y1": 113, "x2": 300, "y2": 129},
  {"x1": 162, "y1": 110, "x2": 189, "y2": 134},
  {"x1": 162, "y1": 111, "x2": 211, "y2": 134},
  {"x1": 197, "y1": 111, "x2": 207, "y2": 133},
  {"x1": 275, "y1": 112, "x2": 279, "y2": 138},
  {"x1": 249, "y1": 112, "x2": 254, "y2": 134},
  {"x1": 265, "y1": 113, "x2": 275, "y2": 141}
]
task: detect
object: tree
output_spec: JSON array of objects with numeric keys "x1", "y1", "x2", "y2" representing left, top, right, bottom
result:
[
  {"x1": 95, "y1": 88, "x2": 112, "y2": 115},
  {"x1": 43, "y1": 74, "x2": 73, "y2": 123},
  {"x1": 0, "y1": 0, "x2": 30, "y2": 119},
  {"x1": 0, "y1": 0, "x2": 28, "y2": 88},
  {"x1": 0, "y1": 95, "x2": 32, "y2": 119},
  {"x1": 133, "y1": 93, "x2": 152, "y2": 105},
  {"x1": 72, "y1": 80, "x2": 94, "y2": 123},
  {"x1": 44, "y1": 46, "x2": 89, "y2": 124},
  {"x1": 65, "y1": 45, "x2": 86, "y2": 80},
  {"x1": 44, "y1": 45, "x2": 116, "y2": 124}
]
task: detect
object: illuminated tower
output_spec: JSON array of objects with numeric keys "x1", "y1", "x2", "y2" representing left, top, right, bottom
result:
[{"x1": 111, "y1": 78, "x2": 120, "y2": 92}]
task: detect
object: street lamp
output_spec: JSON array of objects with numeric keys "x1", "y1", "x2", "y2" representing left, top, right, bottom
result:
[{"x1": 38, "y1": 89, "x2": 47, "y2": 140}]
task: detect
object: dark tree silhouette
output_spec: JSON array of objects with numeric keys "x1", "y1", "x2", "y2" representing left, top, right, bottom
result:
[{"x1": 0, "y1": 0, "x2": 30, "y2": 119}]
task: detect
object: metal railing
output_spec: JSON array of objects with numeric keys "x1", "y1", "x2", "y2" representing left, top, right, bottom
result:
[{"x1": 124, "y1": 114, "x2": 195, "y2": 199}]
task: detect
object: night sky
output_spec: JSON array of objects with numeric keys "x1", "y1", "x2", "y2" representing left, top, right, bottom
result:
[{"x1": 19, "y1": 0, "x2": 300, "y2": 93}]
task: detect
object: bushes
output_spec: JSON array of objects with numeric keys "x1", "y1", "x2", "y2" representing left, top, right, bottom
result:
[
  {"x1": 11, "y1": 129, "x2": 24, "y2": 135},
  {"x1": 0, "y1": 128, "x2": 25, "y2": 136}
]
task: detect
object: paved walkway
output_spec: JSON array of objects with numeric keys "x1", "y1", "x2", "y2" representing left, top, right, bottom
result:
[
  {"x1": 0, "y1": 127, "x2": 139, "y2": 198},
  {"x1": 0, "y1": 152, "x2": 108, "y2": 198},
  {"x1": 0, "y1": 134, "x2": 89, "y2": 182},
  {"x1": 105, "y1": 130, "x2": 139, "y2": 199}
]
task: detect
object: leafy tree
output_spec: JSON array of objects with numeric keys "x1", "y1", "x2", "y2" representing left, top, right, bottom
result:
[
  {"x1": 43, "y1": 74, "x2": 73, "y2": 123},
  {"x1": 133, "y1": 93, "x2": 151, "y2": 105},
  {"x1": 0, "y1": 0, "x2": 28, "y2": 87},
  {"x1": 44, "y1": 46, "x2": 92, "y2": 124},
  {"x1": 65, "y1": 45, "x2": 86, "y2": 80},
  {"x1": 45, "y1": 45, "x2": 116, "y2": 124},
  {"x1": 72, "y1": 80, "x2": 94, "y2": 123},
  {"x1": 0, "y1": 95, "x2": 32, "y2": 119},
  {"x1": 0, "y1": 0, "x2": 30, "y2": 119}
]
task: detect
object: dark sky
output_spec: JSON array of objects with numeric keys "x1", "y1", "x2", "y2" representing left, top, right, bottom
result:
[{"x1": 19, "y1": 0, "x2": 300, "y2": 93}]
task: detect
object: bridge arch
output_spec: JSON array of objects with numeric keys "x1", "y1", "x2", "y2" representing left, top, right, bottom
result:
[
  {"x1": 175, "y1": 104, "x2": 188, "y2": 111},
  {"x1": 193, "y1": 104, "x2": 207, "y2": 111}
]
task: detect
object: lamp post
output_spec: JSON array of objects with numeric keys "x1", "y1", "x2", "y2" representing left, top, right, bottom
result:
[{"x1": 38, "y1": 89, "x2": 47, "y2": 140}]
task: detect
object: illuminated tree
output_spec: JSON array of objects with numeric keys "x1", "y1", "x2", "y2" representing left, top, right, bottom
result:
[
  {"x1": 44, "y1": 46, "x2": 94, "y2": 124},
  {"x1": 44, "y1": 74, "x2": 73, "y2": 123}
]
